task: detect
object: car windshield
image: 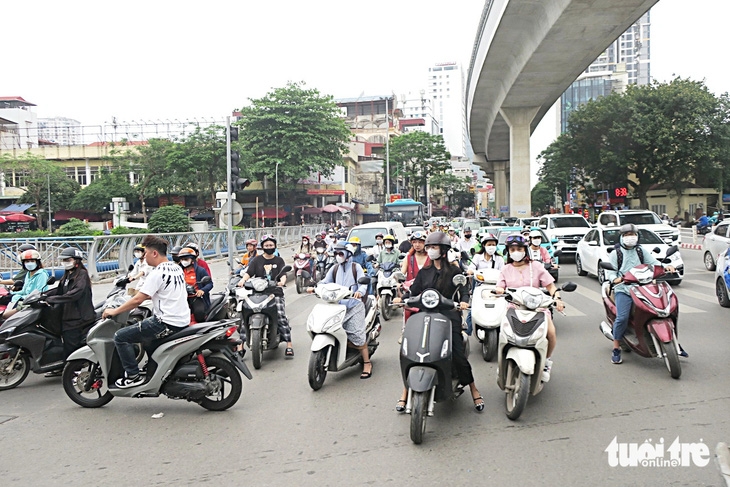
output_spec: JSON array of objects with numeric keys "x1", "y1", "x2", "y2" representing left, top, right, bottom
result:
[
  {"x1": 552, "y1": 217, "x2": 590, "y2": 228},
  {"x1": 603, "y1": 229, "x2": 664, "y2": 246},
  {"x1": 619, "y1": 213, "x2": 662, "y2": 225},
  {"x1": 348, "y1": 228, "x2": 388, "y2": 247}
]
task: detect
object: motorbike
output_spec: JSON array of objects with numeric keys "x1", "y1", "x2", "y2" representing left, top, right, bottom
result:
[
  {"x1": 240, "y1": 266, "x2": 292, "y2": 369},
  {"x1": 62, "y1": 313, "x2": 250, "y2": 410},
  {"x1": 496, "y1": 282, "x2": 577, "y2": 420},
  {"x1": 306, "y1": 278, "x2": 380, "y2": 391},
  {"x1": 373, "y1": 261, "x2": 404, "y2": 321},
  {"x1": 598, "y1": 247, "x2": 683, "y2": 379},
  {"x1": 294, "y1": 253, "x2": 314, "y2": 294},
  {"x1": 314, "y1": 247, "x2": 333, "y2": 282},
  {"x1": 471, "y1": 268, "x2": 507, "y2": 361},
  {"x1": 399, "y1": 274, "x2": 470, "y2": 444}
]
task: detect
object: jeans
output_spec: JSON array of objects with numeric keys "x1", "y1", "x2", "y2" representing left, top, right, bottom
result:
[
  {"x1": 114, "y1": 315, "x2": 170, "y2": 377},
  {"x1": 613, "y1": 291, "x2": 633, "y2": 342}
]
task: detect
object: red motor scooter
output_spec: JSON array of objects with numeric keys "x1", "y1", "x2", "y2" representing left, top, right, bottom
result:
[{"x1": 598, "y1": 247, "x2": 682, "y2": 379}]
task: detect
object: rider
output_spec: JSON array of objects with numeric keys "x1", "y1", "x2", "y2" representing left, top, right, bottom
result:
[
  {"x1": 447, "y1": 227, "x2": 459, "y2": 245},
  {"x1": 313, "y1": 234, "x2": 328, "y2": 252},
  {"x1": 104, "y1": 235, "x2": 190, "y2": 388},
  {"x1": 237, "y1": 235, "x2": 294, "y2": 357},
  {"x1": 393, "y1": 232, "x2": 484, "y2": 412},
  {"x1": 0, "y1": 243, "x2": 38, "y2": 287},
  {"x1": 44, "y1": 247, "x2": 95, "y2": 362},
  {"x1": 178, "y1": 247, "x2": 213, "y2": 323},
  {"x1": 527, "y1": 230, "x2": 555, "y2": 267},
  {"x1": 308, "y1": 241, "x2": 372, "y2": 379},
  {"x1": 240, "y1": 239, "x2": 259, "y2": 270},
  {"x1": 376, "y1": 235, "x2": 401, "y2": 265},
  {"x1": 184, "y1": 242, "x2": 211, "y2": 278},
  {"x1": 495, "y1": 235, "x2": 562, "y2": 382},
  {"x1": 464, "y1": 233, "x2": 505, "y2": 335},
  {"x1": 399, "y1": 231, "x2": 429, "y2": 342},
  {"x1": 299, "y1": 235, "x2": 313, "y2": 255},
  {"x1": 606, "y1": 224, "x2": 680, "y2": 364},
  {"x1": 371, "y1": 233, "x2": 385, "y2": 256},
  {"x1": 457, "y1": 227, "x2": 475, "y2": 255},
  {"x1": 128, "y1": 244, "x2": 152, "y2": 295},
  {"x1": 696, "y1": 213, "x2": 711, "y2": 234},
  {"x1": 3, "y1": 249, "x2": 49, "y2": 319},
  {"x1": 170, "y1": 245, "x2": 183, "y2": 264}
]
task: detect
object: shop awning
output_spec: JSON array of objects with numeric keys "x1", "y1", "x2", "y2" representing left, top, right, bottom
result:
[
  {"x1": 302, "y1": 207, "x2": 323, "y2": 215},
  {"x1": 0, "y1": 203, "x2": 33, "y2": 214}
]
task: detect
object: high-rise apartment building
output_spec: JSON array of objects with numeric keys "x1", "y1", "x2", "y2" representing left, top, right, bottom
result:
[
  {"x1": 38, "y1": 117, "x2": 82, "y2": 145},
  {"x1": 427, "y1": 62, "x2": 468, "y2": 158},
  {"x1": 398, "y1": 90, "x2": 439, "y2": 136}
]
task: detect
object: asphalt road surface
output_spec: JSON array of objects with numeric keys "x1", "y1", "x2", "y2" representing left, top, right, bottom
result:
[{"x1": 1, "y1": 248, "x2": 728, "y2": 486}]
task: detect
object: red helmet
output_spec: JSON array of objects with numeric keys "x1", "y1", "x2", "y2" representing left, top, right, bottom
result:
[
  {"x1": 302, "y1": 235, "x2": 310, "y2": 241},
  {"x1": 245, "y1": 239, "x2": 258, "y2": 246}
]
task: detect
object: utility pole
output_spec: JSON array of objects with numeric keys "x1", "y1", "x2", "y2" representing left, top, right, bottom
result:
[
  {"x1": 226, "y1": 116, "x2": 234, "y2": 270},
  {"x1": 385, "y1": 97, "x2": 390, "y2": 205},
  {"x1": 46, "y1": 173, "x2": 52, "y2": 232}
]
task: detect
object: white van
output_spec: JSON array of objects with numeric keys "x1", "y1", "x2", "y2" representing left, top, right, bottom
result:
[
  {"x1": 347, "y1": 222, "x2": 409, "y2": 251},
  {"x1": 537, "y1": 214, "x2": 592, "y2": 255}
]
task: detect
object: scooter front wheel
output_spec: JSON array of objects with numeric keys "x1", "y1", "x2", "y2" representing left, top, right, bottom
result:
[
  {"x1": 410, "y1": 391, "x2": 428, "y2": 444},
  {"x1": 482, "y1": 329, "x2": 498, "y2": 362},
  {"x1": 308, "y1": 349, "x2": 328, "y2": 391},
  {"x1": 251, "y1": 329, "x2": 263, "y2": 370},
  {"x1": 0, "y1": 352, "x2": 30, "y2": 390},
  {"x1": 296, "y1": 275, "x2": 303, "y2": 294},
  {"x1": 62, "y1": 360, "x2": 113, "y2": 408},
  {"x1": 659, "y1": 341, "x2": 681, "y2": 379},
  {"x1": 380, "y1": 294, "x2": 392, "y2": 321},
  {"x1": 505, "y1": 360, "x2": 530, "y2": 420}
]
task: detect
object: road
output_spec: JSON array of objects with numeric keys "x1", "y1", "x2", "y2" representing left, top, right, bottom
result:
[{"x1": 1, "y1": 247, "x2": 728, "y2": 486}]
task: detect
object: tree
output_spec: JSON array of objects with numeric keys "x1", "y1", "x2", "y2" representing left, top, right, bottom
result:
[
  {"x1": 148, "y1": 205, "x2": 189, "y2": 233},
  {"x1": 390, "y1": 131, "x2": 451, "y2": 204},
  {"x1": 172, "y1": 125, "x2": 227, "y2": 204},
  {"x1": 531, "y1": 181, "x2": 555, "y2": 214},
  {"x1": 0, "y1": 154, "x2": 80, "y2": 229},
  {"x1": 71, "y1": 168, "x2": 136, "y2": 213},
  {"x1": 237, "y1": 81, "x2": 351, "y2": 194},
  {"x1": 430, "y1": 172, "x2": 472, "y2": 216},
  {"x1": 56, "y1": 218, "x2": 92, "y2": 236},
  {"x1": 128, "y1": 139, "x2": 177, "y2": 222}
]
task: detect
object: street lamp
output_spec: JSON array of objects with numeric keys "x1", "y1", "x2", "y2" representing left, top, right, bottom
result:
[{"x1": 275, "y1": 161, "x2": 281, "y2": 227}]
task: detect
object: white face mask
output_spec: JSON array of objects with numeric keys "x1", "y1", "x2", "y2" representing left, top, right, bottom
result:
[
  {"x1": 427, "y1": 248, "x2": 441, "y2": 260},
  {"x1": 622, "y1": 235, "x2": 638, "y2": 247},
  {"x1": 531, "y1": 239, "x2": 541, "y2": 247},
  {"x1": 335, "y1": 255, "x2": 346, "y2": 265},
  {"x1": 385, "y1": 243, "x2": 393, "y2": 249},
  {"x1": 180, "y1": 259, "x2": 192, "y2": 267},
  {"x1": 375, "y1": 239, "x2": 383, "y2": 245},
  {"x1": 484, "y1": 246, "x2": 497, "y2": 256},
  {"x1": 24, "y1": 262, "x2": 37, "y2": 271},
  {"x1": 134, "y1": 251, "x2": 143, "y2": 259},
  {"x1": 63, "y1": 259, "x2": 75, "y2": 270},
  {"x1": 510, "y1": 251, "x2": 526, "y2": 262}
]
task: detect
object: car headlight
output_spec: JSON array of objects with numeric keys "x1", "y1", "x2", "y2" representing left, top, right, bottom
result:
[
  {"x1": 523, "y1": 293, "x2": 542, "y2": 310},
  {"x1": 421, "y1": 290, "x2": 440, "y2": 309},
  {"x1": 252, "y1": 279, "x2": 267, "y2": 292}
]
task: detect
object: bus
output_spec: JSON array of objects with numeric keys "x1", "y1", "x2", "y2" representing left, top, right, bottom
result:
[{"x1": 384, "y1": 198, "x2": 425, "y2": 226}]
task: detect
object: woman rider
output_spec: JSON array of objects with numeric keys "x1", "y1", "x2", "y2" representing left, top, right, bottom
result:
[
  {"x1": 393, "y1": 232, "x2": 485, "y2": 413},
  {"x1": 464, "y1": 233, "x2": 505, "y2": 335},
  {"x1": 3, "y1": 249, "x2": 49, "y2": 319},
  {"x1": 495, "y1": 235, "x2": 563, "y2": 382}
]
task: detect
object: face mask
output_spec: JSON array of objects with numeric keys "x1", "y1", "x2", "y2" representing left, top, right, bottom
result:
[
  {"x1": 263, "y1": 248, "x2": 276, "y2": 255},
  {"x1": 336, "y1": 255, "x2": 346, "y2": 264},
  {"x1": 24, "y1": 262, "x2": 37, "y2": 271},
  {"x1": 180, "y1": 259, "x2": 192, "y2": 267},
  {"x1": 376, "y1": 239, "x2": 383, "y2": 245},
  {"x1": 427, "y1": 248, "x2": 441, "y2": 260},
  {"x1": 510, "y1": 251, "x2": 526, "y2": 262},
  {"x1": 622, "y1": 235, "x2": 638, "y2": 247},
  {"x1": 385, "y1": 243, "x2": 393, "y2": 249},
  {"x1": 63, "y1": 260, "x2": 75, "y2": 270},
  {"x1": 134, "y1": 252, "x2": 143, "y2": 259},
  {"x1": 485, "y1": 246, "x2": 497, "y2": 256},
  {"x1": 531, "y1": 239, "x2": 541, "y2": 247},
  {"x1": 464, "y1": 234, "x2": 472, "y2": 239}
]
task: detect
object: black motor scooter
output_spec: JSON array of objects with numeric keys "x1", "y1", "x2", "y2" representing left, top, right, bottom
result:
[{"x1": 399, "y1": 274, "x2": 469, "y2": 444}]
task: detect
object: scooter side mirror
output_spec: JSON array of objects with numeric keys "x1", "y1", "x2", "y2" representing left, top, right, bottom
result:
[
  {"x1": 281, "y1": 265, "x2": 293, "y2": 273},
  {"x1": 452, "y1": 274, "x2": 467, "y2": 287},
  {"x1": 652, "y1": 247, "x2": 661, "y2": 254},
  {"x1": 666, "y1": 245, "x2": 679, "y2": 258},
  {"x1": 553, "y1": 250, "x2": 562, "y2": 257},
  {"x1": 366, "y1": 254, "x2": 376, "y2": 262},
  {"x1": 599, "y1": 261, "x2": 616, "y2": 271},
  {"x1": 199, "y1": 276, "x2": 212, "y2": 286},
  {"x1": 128, "y1": 264, "x2": 135, "y2": 271},
  {"x1": 460, "y1": 250, "x2": 470, "y2": 261},
  {"x1": 606, "y1": 247, "x2": 614, "y2": 253},
  {"x1": 357, "y1": 276, "x2": 371, "y2": 285},
  {"x1": 398, "y1": 254, "x2": 406, "y2": 260},
  {"x1": 12, "y1": 279, "x2": 24, "y2": 291},
  {"x1": 393, "y1": 271, "x2": 406, "y2": 281},
  {"x1": 561, "y1": 282, "x2": 577, "y2": 292}
]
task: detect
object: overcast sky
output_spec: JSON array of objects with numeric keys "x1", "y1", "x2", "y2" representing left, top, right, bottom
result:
[{"x1": 5, "y1": 0, "x2": 729, "y2": 181}]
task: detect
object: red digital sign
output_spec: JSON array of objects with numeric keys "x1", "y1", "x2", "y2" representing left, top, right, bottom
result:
[{"x1": 613, "y1": 187, "x2": 628, "y2": 198}]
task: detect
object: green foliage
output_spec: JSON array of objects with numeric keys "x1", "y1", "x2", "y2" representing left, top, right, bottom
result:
[
  {"x1": 430, "y1": 172, "x2": 473, "y2": 215},
  {"x1": 71, "y1": 168, "x2": 136, "y2": 212},
  {"x1": 110, "y1": 226, "x2": 148, "y2": 235},
  {"x1": 56, "y1": 218, "x2": 92, "y2": 236},
  {"x1": 531, "y1": 181, "x2": 555, "y2": 213},
  {"x1": 0, "y1": 230, "x2": 52, "y2": 239},
  {"x1": 390, "y1": 132, "x2": 451, "y2": 202},
  {"x1": 148, "y1": 205, "x2": 189, "y2": 233},
  {"x1": 170, "y1": 125, "x2": 227, "y2": 203},
  {"x1": 237, "y1": 81, "x2": 351, "y2": 184}
]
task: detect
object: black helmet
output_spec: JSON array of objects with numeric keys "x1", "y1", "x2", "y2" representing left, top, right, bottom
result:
[
  {"x1": 170, "y1": 245, "x2": 183, "y2": 262},
  {"x1": 18, "y1": 243, "x2": 37, "y2": 252},
  {"x1": 619, "y1": 223, "x2": 638, "y2": 235},
  {"x1": 60, "y1": 247, "x2": 84, "y2": 260}
]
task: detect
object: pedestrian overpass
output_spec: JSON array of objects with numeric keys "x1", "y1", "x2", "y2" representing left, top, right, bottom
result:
[{"x1": 466, "y1": 0, "x2": 658, "y2": 217}]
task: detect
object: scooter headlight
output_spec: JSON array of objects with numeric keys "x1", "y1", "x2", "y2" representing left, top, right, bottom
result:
[
  {"x1": 322, "y1": 310, "x2": 346, "y2": 333},
  {"x1": 252, "y1": 279, "x2": 267, "y2": 292},
  {"x1": 322, "y1": 289, "x2": 339, "y2": 302},
  {"x1": 523, "y1": 294, "x2": 542, "y2": 310},
  {"x1": 421, "y1": 290, "x2": 440, "y2": 309}
]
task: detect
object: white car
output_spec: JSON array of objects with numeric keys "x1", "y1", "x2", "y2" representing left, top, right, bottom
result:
[
  {"x1": 596, "y1": 210, "x2": 681, "y2": 244},
  {"x1": 537, "y1": 214, "x2": 592, "y2": 255},
  {"x1": 576, "y1": 227, "x2": 684, "y2": 285},
  {"x1": 702, "y1": 220, "x2": 730, "y2": 271}
]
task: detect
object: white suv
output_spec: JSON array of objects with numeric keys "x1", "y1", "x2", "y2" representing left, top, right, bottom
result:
[
  {"x1": 537, "y1": 214, "x2": 592, "y2": 255},
  {"x1": 596, "y1": 210, "x2": 680, "y2": 244}
]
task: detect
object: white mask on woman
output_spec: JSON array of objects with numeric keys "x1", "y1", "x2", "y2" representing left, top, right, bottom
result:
[
  {"x1": 509, "y1": 251, "x2": 526, "y2": 262},
  {"x1": 484, "y1": 246, "x2": 497, "y2": 256},
  {"x1": 531, "y1": 239, "x2": 541, "y2": 247},
  {"x1": 180, "y1": 259, "x2": 193, "y2": 267},
  {"x1": 335, "y1": 255, "x2": 346, "y2": 265},
  {"x1": 134, "y1": 251, "x2": 143, "y2": 259},
  {"x1": 622, "y1": 235, "x2": 638, "y2": 247},
  {"x1": 427, "y1": 248, "x2": 441, "y2": 260}
]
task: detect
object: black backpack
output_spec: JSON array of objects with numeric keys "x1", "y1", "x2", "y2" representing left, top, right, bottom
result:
[{"x1": 613, "y1": 244, "x2": 644, "y2": 270}]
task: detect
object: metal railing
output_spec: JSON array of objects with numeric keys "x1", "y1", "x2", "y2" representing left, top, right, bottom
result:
[{"x1": 0, "y1": 224, "x2": 326, "y2": 281}]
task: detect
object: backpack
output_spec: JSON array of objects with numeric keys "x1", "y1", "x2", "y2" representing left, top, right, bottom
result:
[{"x1": 613, "y1": 244, "x2": 644, "y2": 271}]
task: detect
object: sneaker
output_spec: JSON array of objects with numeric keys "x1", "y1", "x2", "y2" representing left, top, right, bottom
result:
[
  {"x1": 612, "y1": 348, "x2": 622, "y2": 364},
  {"x1": 541, "y1": 358, "x2": 553, "y2": 382},
  {"x1": 679, "y1": 345, "x2": 688, "y2": 358},
  {"x1": 44, "y1": 369, "x2": 62, "y2": 378},
  {"x1": 114, "y1": 373, "x2": 144, "y2": 389}
]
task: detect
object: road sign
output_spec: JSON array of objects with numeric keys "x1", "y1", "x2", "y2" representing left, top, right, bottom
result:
[
  {"x1": 500, "y1": 206, "x2": 509, "y2": 212},
  {"x1": 390, "y1": 194, "x2": 402, "y2": 203},
  {"x1": 218, "y1": 200, "x2": 243, "y2": 228}
]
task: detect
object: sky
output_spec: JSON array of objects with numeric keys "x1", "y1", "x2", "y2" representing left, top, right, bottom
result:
[{"x1": 5, "y1": 0, "x2": 730, "y2": 184}]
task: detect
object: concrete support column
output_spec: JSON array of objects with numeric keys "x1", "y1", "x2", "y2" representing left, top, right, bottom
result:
[
  {"x1": 493, "y1": 161, "x2": 508, "y2": 214},
  {"x1": 500, "y1": 107, "x2": 539, "y2": 218}
]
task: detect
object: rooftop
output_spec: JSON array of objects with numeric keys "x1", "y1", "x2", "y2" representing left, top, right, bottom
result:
[{"x1": 0, "y1": 96, "x2": 36, "y2": 107}]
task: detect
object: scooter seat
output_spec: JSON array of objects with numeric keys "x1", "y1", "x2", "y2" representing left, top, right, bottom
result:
[
  {"x1": 152, "y1": 322, "x2": 225, "y2": 347},
  {"x1": 209, "y1": 294, "x2": 225, "y2": 308}
]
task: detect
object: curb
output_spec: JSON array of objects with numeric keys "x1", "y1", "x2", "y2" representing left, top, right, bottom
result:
[{"x1": 680, "y1": 243, "x2": 702, "y2": 250}]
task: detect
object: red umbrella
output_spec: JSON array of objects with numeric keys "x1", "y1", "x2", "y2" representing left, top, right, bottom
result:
[
  {"x1": 321, "y1": 204, "x2": 342, "y2": 213},
  {"x1": 4, "y1": 213, "x2": 36, "y2": 222},
  {"x1": 0, "y1": 215, "x2": 6, "y2": 224}
]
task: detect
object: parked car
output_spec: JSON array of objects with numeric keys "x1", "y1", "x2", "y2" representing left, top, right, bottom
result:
[
  {"x1": 715, "y1": 249, "x2": 730, "y2": 307},
  {"x1": 703, "y1": 220, "x2": 730, "y2": 271},
  {"x1": 596, "y1": 209, "x2": 681, "y2": 244},
  {"x1": 576, "y1": 228, "x2": 684, "y2": 285},
  {"x1": 347, "y1": 221, "x2": 408, "y2": 251},
  {"x1": 537, "y1": 214, "x2": 592, "y2": 256}
]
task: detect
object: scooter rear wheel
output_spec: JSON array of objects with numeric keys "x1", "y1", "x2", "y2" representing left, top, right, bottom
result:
[
  {"x1": 296, "y1": 275, "x2": 303, "y2": 294},
  {"x1": 62, "y1": 360, "x2": 113, "y2": 408},
  {"x1": 482, "y1": 329, "x2": 498, "y2": 362},
  {"x1": 505, "y1": 360, "x2": 530, "y2": 420},
  {"x1": 659, "y1": 341, "x2": 681, "y2": 379},
  {"x1": 410, "y1": 391, "x2": 428, "y2": 445},
  {"x1": 199, "y1": 356, "x2": 243, "y2": 411},
  {"x1": 307, "y1": 349, "x2": 327, "y2": 391},
  {"x1": 0, "y1": 352, "x2": 30, "y2": 390}
]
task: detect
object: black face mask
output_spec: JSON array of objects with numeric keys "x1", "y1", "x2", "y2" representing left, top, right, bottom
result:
[
  {"x1": 464, "y1": 234, "x2": 472, "y2": 239},
  {"x1": 263, "y1": 248, "x2": 276, "y2": 255}
]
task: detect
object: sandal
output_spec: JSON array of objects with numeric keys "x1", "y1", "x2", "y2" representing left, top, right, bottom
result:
[
  {"x1": 472, "y1": 394, "x2": 485, "y2": 412},
  {"x1": 285, "y1": 347, "x2": 294, "y2": 358},
  {"x1": 360, "y1": 361, "x2": 373, "y2": 379},
  {"x1": 395, "y1": 399, "x2": 407, "y2": 413}
]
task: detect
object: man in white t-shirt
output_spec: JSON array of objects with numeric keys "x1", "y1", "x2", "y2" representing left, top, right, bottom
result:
[{"x1": 103, "y1": 235, "x2": 189, "y2": 388}]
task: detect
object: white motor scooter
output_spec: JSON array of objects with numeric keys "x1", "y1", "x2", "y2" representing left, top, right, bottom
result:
[
  {"x1": 306, "y1": 280, "x2": 380, "y2": 390},
  {"x1": 471, "y1": 268, "x2": 507, "y2": 361},
  {"x1": 496, "y1": 282, "x2": 576, "y2": 420}
]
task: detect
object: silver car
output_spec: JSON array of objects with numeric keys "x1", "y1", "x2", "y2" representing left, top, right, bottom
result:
[{"x1": 703, "y1": 221, "x2": 730, "y2": 271}]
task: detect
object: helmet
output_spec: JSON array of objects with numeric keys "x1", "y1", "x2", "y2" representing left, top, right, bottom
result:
[
  {"x1": 383, "y1": 235, "x2": 396, "y2": 243},
  {"x1": 620, "y1": 223, "x2": 638, "y2": 235},
  {"x1": 424, "y1": 232, "x2": 451, "y2": 247},
  {"x1": 20, "y1": 249, "x2": 41, "y2": 261},
  {"x1": 375, "y1": 233, "x2": 384, "y2": 239},
  {"x1": 520, "y1": 227, "x2": 531, "y2": 236},
  {"x1": 332, "y1": 242, "x2": 351, "y2": 259},
  {"x1": 170, "y1": 245, "x2": 183, "y2": 262},
  {"x1": 260, "y1": 234, "x2": 277, "y2": 247},
  {"x1": 178, "y1": 248, "x2": 197, "y2": 260},
  {"x1": 447, "y1": 227, "x2": 455, "y2": 233},
  {"x1": 529, "y1": 230, "x2": 542, "y2": 239},
  {"x1": 410, "y1": 231, "x2": 426, "y2": 241},
  {"x1": 245, "y1": 239, "x2": 258, "y2": 246},
  {"x1": 133, "y1": 244, "x2": 145, "y2": 253},
  {"x1": 320, "y1": 231, "x2": 326, "y2": 236},
  {"x1": 481, "y1": 233, "x2": 498, "y2": 245},
  {"x1": 60, "y1": 247, "x2": 84, "y2": 260},
  {"x1": 186, "y1": 242, "x2": 200, "y2": 255},
  {"x1": 18, "y1": 243, "x2": 36, "y2": 252},
  {"x1": 302, "y1": 235, "x2": 311, "y2": 241},
  {"x1": 504, "y1": 235, "x2": 528, "y2": 249},
  {"x1": 348, "y1": 236, "x2": 361, "y2": 244}
]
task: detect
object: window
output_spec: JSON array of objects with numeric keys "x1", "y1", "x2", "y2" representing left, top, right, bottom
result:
[
  {"x1": 64, "y1": 167, "x2": 76, "y2": 179},
  {"x1": 651, "y1": 204, "x2": 666, "y2": 215},
  {"x1": 13, "y1": 170, "x2": 29, "y2": 188},
  {"x1": 89, "y1": 166, "x2": 100, "y2": 182},
  {"x1": 714, "y1": 223, "x2": 728, "y2": 237},
  {"x1": 77, "y1": 170, "x2": 87, "y2": 186}
]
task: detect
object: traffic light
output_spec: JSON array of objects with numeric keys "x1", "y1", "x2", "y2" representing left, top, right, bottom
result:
[{"x1": 229, "y1": 126, "x2": 250, "y2": 192}]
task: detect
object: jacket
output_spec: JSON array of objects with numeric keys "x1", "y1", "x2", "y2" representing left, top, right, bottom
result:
[
  {"x1": 11, "y1": 269, "x2": 49, "y2": 304},
  {"x1": 185, "y1": 262, "x2": 213, "y2": 307},
  {"x1": 44, "y1": 266, "x2": 95, "y2": 330}
]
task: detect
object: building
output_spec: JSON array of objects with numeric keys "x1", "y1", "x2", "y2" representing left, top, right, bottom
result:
[
  {"x1": 560, "y1": 66, "x2": 629, "y2": 132},
  {"x1": 0, "y1": 97, "x2": 38, "y2": 149},
  {"x1": 427, "y1": 62, "x2": 468, "y2": 158},
  {"x1": 586, "y1": 11, "x2": 651, "y2": 86},
  {"x1": 37, "y1": 117, "x2": 82, "y2": 145},
  {"x1": 398, "y1": 91, "x2": 439, "y2": 135}
]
